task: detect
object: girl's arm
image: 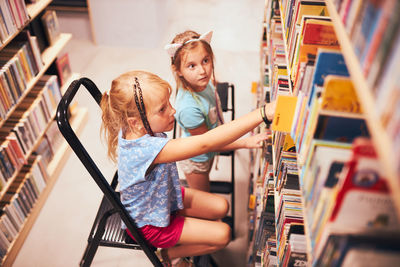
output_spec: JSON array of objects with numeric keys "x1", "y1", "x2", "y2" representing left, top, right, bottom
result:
[
  {"x1": 154, "y1": 104, "x2": 273, "y2": 163},
  {"x1": 213, "y1": 132, "x2": 269, "y2": 151},
  {"x1": 185, "y1": 125, "x2": 268, "y2": 151}
]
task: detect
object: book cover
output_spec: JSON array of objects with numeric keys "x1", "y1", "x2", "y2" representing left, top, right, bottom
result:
[
  {"x1": 55, "y1": 53, "x2": 72, "y2": 86},
  {"x1": 41, "y1": 10, "x2": 61, "y2": 46},
  {"x1": 295, "y1": 1, "x2": 328, "y2": 26},
  {"x1": 313, "y1": 113, "x2": 369, "y2": 143},
  {"x1": 302, "y1": 19, "x2": 338, "y2": 46},
  {"x1": 271, "y1": 95, "x2": 298, "y2": 133},
  {"x1": 307, "y1": 50, "x2": 349, "y2": 107},
  {"x1": 329, "y1": 138, "x2": 400, "y2": 232},
  {"x1": 320, "y1": 75, "x2": 361, "y2": 114}
]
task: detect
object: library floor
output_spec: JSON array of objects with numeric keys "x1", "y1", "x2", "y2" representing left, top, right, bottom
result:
[{"x1": 12, "y1": 1, "x2": 264, "y2": 266}]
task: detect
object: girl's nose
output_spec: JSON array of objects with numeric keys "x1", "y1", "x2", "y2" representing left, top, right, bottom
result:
[{"x1": 200, "y1": 65, "x2": 207, "y2": 74}]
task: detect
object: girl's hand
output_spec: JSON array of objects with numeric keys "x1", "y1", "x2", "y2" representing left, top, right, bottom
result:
[{"x1": 244, "y1": 132, "x2": 270, "y2": 149}]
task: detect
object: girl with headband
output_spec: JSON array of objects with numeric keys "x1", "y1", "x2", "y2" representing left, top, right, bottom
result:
[
  {"x1": 166, "y1": 30, "x2": 272, "y2": 192},
  {"x1": 100, "y1": 70, "x2": 275, "y2": 265}
]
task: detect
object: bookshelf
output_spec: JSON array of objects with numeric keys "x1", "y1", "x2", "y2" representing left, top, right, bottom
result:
[
  {"x1": 324, "y1": 0, "x2": 400, "y2": 220},
  {"x1": 248, "y1": 0, "x2": 400, "y2": 266},
  {"x1": 0, "y1": 0, "x2": 87, "y2": 265},
  {"x1": 2, "y1": 105, "x2": 87, "y2": 266}
]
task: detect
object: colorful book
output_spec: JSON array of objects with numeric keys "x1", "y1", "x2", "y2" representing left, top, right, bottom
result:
[{"x1": 272, "y1": 95, "x2": 298, "y2": 133}]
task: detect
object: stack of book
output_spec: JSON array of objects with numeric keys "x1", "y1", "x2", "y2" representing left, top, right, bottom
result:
[
  {"x1": 0, "y1": 75, "x2": 60, "y2": 190},
  {"x1": 0, "y1": 0, "x2": 30, "y2": 44},
  {"x1": 0, "y1": 154, "x2": 48, "y2": 259},
  {"x1": 0, "y1": 31, "x2": 43, "y2": 122}
]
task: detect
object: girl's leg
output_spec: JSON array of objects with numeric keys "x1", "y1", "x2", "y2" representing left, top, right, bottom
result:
[
  {"x1": 183, "y1": 158, "x2": 214, "y2": 192},
  {"x1": 165, "y1": 217, "x2": 231, "y2": 260},
  {"x1": 179, "y1": 187, "x2": 229, "y2": 220},
  {"x1": 184, "y1": 172, "x2": 210, "y2": 192}
]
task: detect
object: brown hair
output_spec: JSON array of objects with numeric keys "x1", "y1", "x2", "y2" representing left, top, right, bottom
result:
[
  {"x1": 169, "y1": 30, "x2": 216, "y2": 92},
  {"x1": 100, "y1": 70, "x2": 172, "y2": 162}
]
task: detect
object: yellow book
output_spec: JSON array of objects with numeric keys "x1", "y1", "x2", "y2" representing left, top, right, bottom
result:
[
  {"x1": 295, "y1": 2, "x2": 329, "y2": 26},
  {"x1": 282, "y1": 134, "x2": 295, "y2": 152},
  {"x1": 321, "y1": 75, "x2": 362, "y2": 113},
  {"x1": 271, "y1": 95, "x2": 298, "y2": 133}
]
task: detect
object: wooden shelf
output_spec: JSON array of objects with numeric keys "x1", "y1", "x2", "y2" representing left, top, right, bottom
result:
[
  {"x1": 325, "y1": 0, "x2": 400, "y2": 218},
  {"x1": 26, "y1": 0, "x2": 52, "y2": 18},
  {"x1": 1, "y1": 107, "x2": 88, "y2": 266}
]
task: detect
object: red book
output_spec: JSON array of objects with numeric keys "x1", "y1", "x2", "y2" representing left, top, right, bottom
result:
[
  {"x1": 55, "y1": 53, "x2": 72, "y2": 86},
  {"x1": 329, "y1": 138, "x2": 399, "y2": 232}
]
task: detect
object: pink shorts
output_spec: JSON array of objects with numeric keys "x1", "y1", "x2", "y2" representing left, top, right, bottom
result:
[{"x1": 126, "y1": 186, "x2": 185, "y2": 248}]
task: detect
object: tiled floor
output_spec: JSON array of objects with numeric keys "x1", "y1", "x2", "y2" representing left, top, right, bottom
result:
[{"x1": 13, "y1": 1, "x2": 264, "y2": 266}]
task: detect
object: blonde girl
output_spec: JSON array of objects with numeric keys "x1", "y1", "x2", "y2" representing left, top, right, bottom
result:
[
  {"x1": 166, "y1": 30, "x2": 268, "y2": 192},
  {"x1": 100, "y1": 70, "x2": 274, "y2": 265}
]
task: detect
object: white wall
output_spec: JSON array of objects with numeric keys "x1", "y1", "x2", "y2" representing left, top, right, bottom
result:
[
  {"x1": 88, "y1": 0, "x2": 171, "y2": 48},
  {"x1": 57, "y1": 11, "x2": 93, "y2": 41}
]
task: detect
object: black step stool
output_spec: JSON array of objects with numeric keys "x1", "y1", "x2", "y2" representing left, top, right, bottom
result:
[{"x1": 56, "y1": 78, "x2": 163, "y2": 267}]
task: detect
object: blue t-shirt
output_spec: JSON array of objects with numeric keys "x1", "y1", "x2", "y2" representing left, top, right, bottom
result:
[
  {"x1": 175, "y1": 83, "x2": 219, "y2": 162},
  {"x1": 118, "y1": 132, "x2": 183, "y2": 228}
]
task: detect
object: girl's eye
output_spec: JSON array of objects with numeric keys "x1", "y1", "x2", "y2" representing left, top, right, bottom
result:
[
  {"x1": 203, "y1": 58, "x2": 209, "y2": 64},
  {"x1": 188, "y1": 64, "x2": 195, "y2": 69}
]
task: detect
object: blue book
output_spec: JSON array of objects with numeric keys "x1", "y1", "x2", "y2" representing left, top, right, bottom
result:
[
  {"x1": 313, "y1": 114, "x2": 369, "y2": 143},
  {"x1": 307, "y1": 50, "x2": 349, "y2": 107}
]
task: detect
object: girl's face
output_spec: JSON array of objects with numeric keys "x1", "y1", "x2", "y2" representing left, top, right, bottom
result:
[
  {"x1": 177, "y1": 44, "x2": 212, "y2": 92},
  {"x1": 147, "y1": 90, "x2": 176, "y2": 133}
]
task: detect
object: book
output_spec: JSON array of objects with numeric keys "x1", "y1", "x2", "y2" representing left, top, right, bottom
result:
[
  {"x1": 316, "y1": 234, "x2": 400, "y2": 267},
  {"x1": 55, "y1": 53, "x2": 72, "y2": 86},
  {"x1": 41, "y1": 10, "x2": 61, "y2": 46},
  {"x1": 271, "y1": 95, "x2": 298, "y2": 133},
  {"x1": 329, "y1": 138, "x2": 399, "y2": 231},
  {"x1": 313, "y1": 113, "x2": 369, "y2": 143},
  {"x1": 351, "y1": 0, "x2": 386, "y2": 61},
  {"x1": 361, "y1": 0, "x2": 397, "y2": 75},
  {"x1": 367, "y1": 2, "x2": 400, "y2": 87},
  {"x1": 307, "y1": 49, "x2": 349, "y2": 107},
  {"x1": 320, "y1": 75, "x2": 361, "y2": 114}
]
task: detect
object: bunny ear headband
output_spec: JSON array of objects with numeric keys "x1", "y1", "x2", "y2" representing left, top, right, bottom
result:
[{"x1": 164, "y1": 30, "x2": 213, "y2": 58}]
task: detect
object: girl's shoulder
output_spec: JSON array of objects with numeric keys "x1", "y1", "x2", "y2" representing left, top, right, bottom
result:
[
  {"x1": 119, "y1": 133, "x2": 168, "y2": 147},
  {"x1": 176, "y1": 89, "x2": 198, "y2": 105}
]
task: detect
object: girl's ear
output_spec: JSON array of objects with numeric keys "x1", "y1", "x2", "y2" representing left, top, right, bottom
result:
[{"x1": 172, "y1": 65, "x2": 183, "y2": 77}]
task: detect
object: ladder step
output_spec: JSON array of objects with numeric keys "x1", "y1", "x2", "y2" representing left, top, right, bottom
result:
[
  {"x1": 210, "y1": 181, "x2": 233, "y2": 194},
  {"x1": 219, "y1": 150, "x2": 234, "y2": 156}
]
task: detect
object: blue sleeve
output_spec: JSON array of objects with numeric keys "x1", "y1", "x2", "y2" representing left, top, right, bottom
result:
[{"x1": 176, "y1": 106, "x2": 205, "y2": 129}]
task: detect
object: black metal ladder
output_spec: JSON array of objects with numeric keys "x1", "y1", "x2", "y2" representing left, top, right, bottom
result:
[{"x1": 56, "y1": 77, "x2": 162, "y2": 267}]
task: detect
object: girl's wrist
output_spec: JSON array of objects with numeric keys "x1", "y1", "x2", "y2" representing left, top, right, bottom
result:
[{"x1": 260, "y1": 105, "x2": 272, "y2": 125}]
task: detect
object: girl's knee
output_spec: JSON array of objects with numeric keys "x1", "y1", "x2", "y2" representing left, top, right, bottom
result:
[
  {"x1": 215, "y1": 223, "x2": 231, "y2": 248},
  {"x1": 213, "y1": 198, "x2": 229, "y2": 219}
]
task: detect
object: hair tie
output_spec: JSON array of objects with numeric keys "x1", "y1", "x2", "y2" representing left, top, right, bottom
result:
[
  {"x1": 164, "y1": 30, "x2": 213, "y2": 58},
  {"x1": 133, "y1": 77, "x2": 154, "y2": 136}
]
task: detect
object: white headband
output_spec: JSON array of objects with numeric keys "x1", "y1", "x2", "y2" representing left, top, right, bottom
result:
[{"x1": 164, "y1": 31, "x2": 213, "y2": 58}]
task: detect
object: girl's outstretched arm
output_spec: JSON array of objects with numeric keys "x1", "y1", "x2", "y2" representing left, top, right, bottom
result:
[
  {"x1": 213, "y1": 132, "x2": 269, "y2": 151},
  {"x1": 155, "y1": 102, "x2": 274, "y2": 163}
]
